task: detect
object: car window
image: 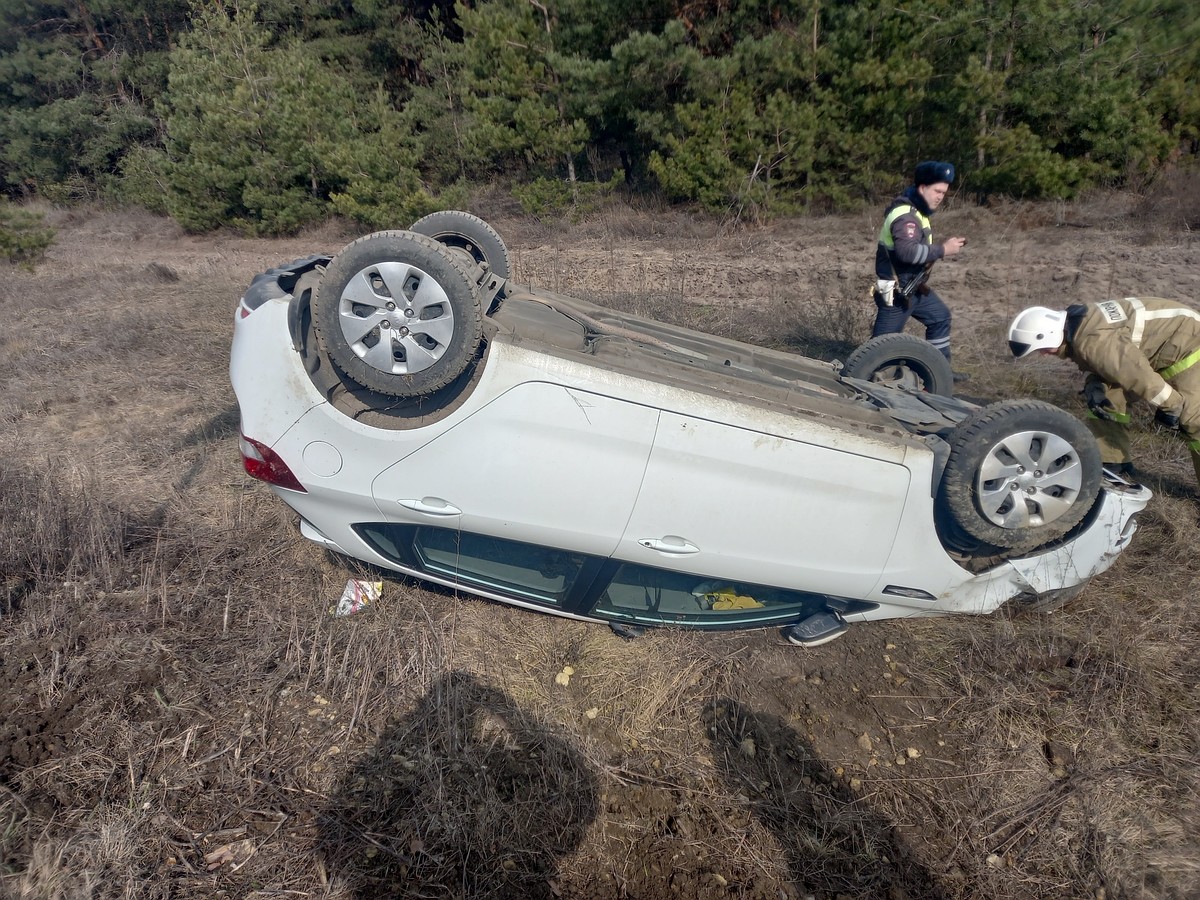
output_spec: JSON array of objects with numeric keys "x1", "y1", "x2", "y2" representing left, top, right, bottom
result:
[
  {"x1": 412, "y1": 527, "x2": 587, "y2": 606},
  {"x1": 591, "y1": 562, "x2": 829, "y2": 628}
]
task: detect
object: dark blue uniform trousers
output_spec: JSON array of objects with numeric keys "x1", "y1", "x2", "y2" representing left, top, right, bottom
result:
[{"x1": 871, "y1": 288, "x2": 952, "y2": 361}]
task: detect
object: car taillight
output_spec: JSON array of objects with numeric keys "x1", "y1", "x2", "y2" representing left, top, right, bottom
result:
[{"x1": 239, "y1": 434, "x2": 307, "y2": 492}]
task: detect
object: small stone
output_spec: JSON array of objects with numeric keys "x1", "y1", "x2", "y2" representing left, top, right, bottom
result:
[
  {"x1": 1045, "y1": 740, "x2": 1075, "y2": 768},
  {"x1": 584, "y1": 707, "x2": 599, "y2": 719},
  {"x1": 849, "y1": 777, "x2": 863, "y2": 790},
  {"x1": 739, "y1": 737, "x2": 757, "y2": 758},
  {"x1": 857, "y1": 733, "x2": 873, "y2": 751},
  {"x1": 906, "y1": 747, "x2": 921, "y2": 759},
  {"x1": 985, "y1": 853, "x2": 1004, "y2": 869}
]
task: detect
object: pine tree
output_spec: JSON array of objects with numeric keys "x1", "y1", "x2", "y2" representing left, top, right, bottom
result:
[{"x1": 164, "y1": 1, "x2": 428, "y2": 234}]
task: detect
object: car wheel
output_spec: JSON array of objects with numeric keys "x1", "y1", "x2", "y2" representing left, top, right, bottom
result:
[
  {"x1": 409, "y1": 210, "x2": 512, "y2": 280},
  {"x1": 311, "y1": 230, "x2": 483, "y2": 398},
  {"x1": 841, "y1": 334, "x2": 954, "y2": 396},
  {"x1": 938, "y1": 400, "x2": 1101, "y2": 552}
]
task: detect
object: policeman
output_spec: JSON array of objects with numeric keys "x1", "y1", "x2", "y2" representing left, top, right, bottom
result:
[
  {"x1": 873, "y1": 161, "x2": 968, "y2": 373},
  {"x1": 1008, "y1": 299, "x2": 1200, "y2": 488}
]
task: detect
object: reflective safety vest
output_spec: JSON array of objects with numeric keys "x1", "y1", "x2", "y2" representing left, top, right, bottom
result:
[{"x1": 878, "y1": 204, "x2": 932, "y2": 250}]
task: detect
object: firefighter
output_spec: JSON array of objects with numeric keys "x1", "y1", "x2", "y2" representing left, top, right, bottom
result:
[
  {"x1": 1008, "y1": 299, "x2": 1200, "y2": 488},
  {"x1": 873, "y1": 160, "x2": 968, "y2": 375}
]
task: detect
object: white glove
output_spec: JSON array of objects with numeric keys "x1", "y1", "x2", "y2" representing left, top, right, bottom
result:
[{"x1": 876, "y1": 279, "x2": 896, "y2": 307}]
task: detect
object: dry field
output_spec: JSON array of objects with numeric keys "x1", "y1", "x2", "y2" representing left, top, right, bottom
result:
[{"x1": 1, "y1": 186, "x2": 1198, "y2": 900}]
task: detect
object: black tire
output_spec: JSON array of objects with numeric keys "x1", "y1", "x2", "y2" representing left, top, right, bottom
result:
[
  {"x1": 311, "y1": 231, "x2": 483, "y2": 398},
  {"x1": 938, "y1": 400, "x2": 1102, "y2": 552},
  {"x1": 409, "y1": 210, "x2": 512, "y2": 280},
  {"x1": 841, "y1": 334, "x2": 955, "y2": 396}
]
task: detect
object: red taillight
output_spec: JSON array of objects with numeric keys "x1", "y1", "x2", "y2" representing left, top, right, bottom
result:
[{"x1": 239, "y1": 434, "x2": 307, "y2": 492}]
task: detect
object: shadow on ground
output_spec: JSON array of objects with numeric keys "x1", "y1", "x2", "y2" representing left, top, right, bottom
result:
[
  {"x1": 704, "y1": 697, "x2": 945, "y2": 900},
  {"x1": 317, "y1": 672, "x2": 599, "y2": 899}
]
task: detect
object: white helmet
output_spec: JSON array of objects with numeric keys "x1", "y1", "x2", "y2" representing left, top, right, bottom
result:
[{"x1": 1008, "y1": 307, "x2": 1067, "y2": 358}]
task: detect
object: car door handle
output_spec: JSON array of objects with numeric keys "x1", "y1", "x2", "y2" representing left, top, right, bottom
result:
[
  {"x1": 639, "y1": 536, "x2": 700, "y2": 554},
  {"x1": 397, "y1": 497, "x2": 462, "y2": 516}
]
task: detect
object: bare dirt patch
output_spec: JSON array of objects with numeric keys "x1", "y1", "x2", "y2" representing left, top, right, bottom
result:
[{"x1": 1, "y1": 194, "x2": 1197, "y2": 899}]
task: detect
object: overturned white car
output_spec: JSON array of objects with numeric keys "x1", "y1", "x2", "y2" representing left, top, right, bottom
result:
[{"x1": 230, "y1": 212, "x2": 1149, "y2": 646}]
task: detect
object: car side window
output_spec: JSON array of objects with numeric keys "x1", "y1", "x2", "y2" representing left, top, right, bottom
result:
[
  {"x1": 412, "y1": 527, "x2": 586, "y2": 606},
  {"x1": 592, "y1": 562, "x2": 828, "y2": 628}
]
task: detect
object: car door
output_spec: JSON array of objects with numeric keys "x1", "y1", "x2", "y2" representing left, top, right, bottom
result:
[
  {"x1": 370, "y1": 382, "x2": 660, "y2": 558},
  {"x1": 612, "y1": 412, "x2": 910, "y2": 600}
]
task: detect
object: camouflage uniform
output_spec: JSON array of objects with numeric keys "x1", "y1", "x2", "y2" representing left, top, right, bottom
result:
[{"x1": 1064, "y1": 297, "x2": 1200, "y2": 486}]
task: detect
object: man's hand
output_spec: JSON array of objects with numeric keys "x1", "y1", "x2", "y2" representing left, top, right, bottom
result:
[
  {"x1": 1154, "y1": 387, "x2": 1183, "y2": 429},
  {"x1": 1082, "y1": 381, "x2": 1116, "y2": 421},
  {"x1": 942, "y1": 236, "x2": 967, "y2": 257},
  {"x1": 1155, "y1": 406, "x2": 1181, "y2": 429}
]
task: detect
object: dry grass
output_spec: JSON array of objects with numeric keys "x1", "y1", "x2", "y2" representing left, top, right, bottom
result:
[{"x1": 0, "y1": 199, "x2": 1197, "y2": 899}]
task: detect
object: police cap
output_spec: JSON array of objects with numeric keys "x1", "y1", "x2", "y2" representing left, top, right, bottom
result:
[{"x1": 914, "y1": 161, "x2": 955, "y2": 186}]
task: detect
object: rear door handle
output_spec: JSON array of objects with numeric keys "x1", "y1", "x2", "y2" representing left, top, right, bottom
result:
[
  {"x1": 639, "y1": 536, "x2": 699, "y2": 554},
  {"x1": 398, "y1": 497, "x2": 462, "y2": 516}
]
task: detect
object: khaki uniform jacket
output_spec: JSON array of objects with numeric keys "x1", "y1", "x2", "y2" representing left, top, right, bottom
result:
[{"x1": 1068, "y1": 297, "x2": 1200, "y2": 409}]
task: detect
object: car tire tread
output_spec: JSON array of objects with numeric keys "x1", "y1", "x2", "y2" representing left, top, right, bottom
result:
[
  {"x1": 938, "y1": 399, "x2": 1102, "y2": 553},
  {"x1": 842, "y1": 333, "x2": 955, "y2": 396}
]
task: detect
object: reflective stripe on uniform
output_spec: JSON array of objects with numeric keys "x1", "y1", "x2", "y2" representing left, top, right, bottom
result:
[
  {"x1": 1129, "y1": 298, "x2": 1200, "y2": 347},
  {"x1": 1159, "y1": 346, "x2": 1200, "y2": 380},
  {"x1": 1127, "y1": 298, "x2": 1145, "y2": 344},
  {"x1": 1086, "y1": 410, "x2": 1131, "y2": 424},
  {"x1": 1119, "y1": 297, "x2": 1200, "y2": 388},
  {"x1": 1150, "y1": 383, "x2": 1175, "y2": 407},
  {"x1": 1084, "y1": 410, "x2": 1128, "y2": 424}
]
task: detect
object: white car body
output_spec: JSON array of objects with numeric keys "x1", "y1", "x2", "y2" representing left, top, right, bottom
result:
[{"x1": 231, "y1": 253, "x2": 1149, "y2": 634}]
